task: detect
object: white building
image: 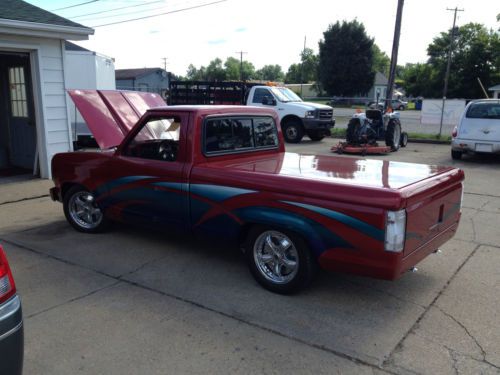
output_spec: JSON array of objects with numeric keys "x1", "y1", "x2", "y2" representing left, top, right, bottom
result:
[
  {"x1": 65, "y1": 42, "x2": 115, "y2": 145},
  {"x1": 0, "y1": 0, "x2": 93, "y2": 178}
]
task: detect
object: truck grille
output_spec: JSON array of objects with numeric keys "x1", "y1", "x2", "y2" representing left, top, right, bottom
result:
[{"x1": 319, "y1": 109, "x2": 333, "y2": 120}]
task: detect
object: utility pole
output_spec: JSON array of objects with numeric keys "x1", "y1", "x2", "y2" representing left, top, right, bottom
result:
[
  {"x1": 235, "y1": 51, "x2": 247, "y2": 81},
  {"x1": 438, "y1": 7, "x2": 464, "y2": 137},
  {"x1": 161, "y1": 57, "x2": 168, "y2": 71},
  {"x1": 300, "y1": 36, "x2": 306, "y2": 97},
  {"x1": 385, "y1": 0, "x2": 404, "y2": 112}
]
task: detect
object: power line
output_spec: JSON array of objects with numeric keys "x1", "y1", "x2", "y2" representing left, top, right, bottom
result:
[
  {"x1": 50, "y1": 0, "x2": 99, "y2": 11},
  {"x1": 70, "y1": 0, "x2": 164, "y2": 19},
  {"x1": 91, "y1": 0, "x2": 227, "y2": 27}
]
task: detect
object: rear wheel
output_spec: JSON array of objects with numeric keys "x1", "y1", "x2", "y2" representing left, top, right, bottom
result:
[
  {"x1": 451, "y1": 149, "x2": 463, "y2": 160},
  {"x1": 282, "y1": 120, "x2": 304, "y2": 143},
  {"x1": 245, "y1": 226, "x2": 316, "y2": 294},
  {"x1": 63, "y1": 185, "x2": 109, "y2": 233},
  {"x1": 385, "y1": 120, "x2": 401, "y2": 151}
]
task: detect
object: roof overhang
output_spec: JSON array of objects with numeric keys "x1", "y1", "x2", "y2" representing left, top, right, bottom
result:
[{"x1": 0, "y1": 18, "x2": 93, "y2": 41}]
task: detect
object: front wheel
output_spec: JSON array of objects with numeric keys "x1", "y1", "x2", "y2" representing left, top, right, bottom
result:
[
  {"x1": 282, "y1": 120, "x2": 304, "y2": 143},
  {"x1": 245, "y1": 226, "x2": 316, "y2": 294},
  {"x1": 400, "y1": 132, "x2": 408, "y2": 147},
  {"x1": 63, "y1": 185, "x2": 109, "y2": 233}
]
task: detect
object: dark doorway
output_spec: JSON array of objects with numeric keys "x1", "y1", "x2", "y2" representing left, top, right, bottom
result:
[{"x1": 0, "y1": 52, "x2": 37, "y2": 173}]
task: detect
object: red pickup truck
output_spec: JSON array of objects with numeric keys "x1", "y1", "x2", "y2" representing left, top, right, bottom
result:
[{"x1": 50, "y1": 90, "x2": 464, "y2": 294}]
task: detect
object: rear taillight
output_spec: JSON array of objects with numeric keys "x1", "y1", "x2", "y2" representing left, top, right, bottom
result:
[
  {"x1": 0, "y1": 246, "x2": 16, "y2": 304},
  {"x1": 452, "y1": 126, "x2": 458, "y2": 138}
]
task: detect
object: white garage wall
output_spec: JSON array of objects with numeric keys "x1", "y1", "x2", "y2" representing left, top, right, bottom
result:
[{"x1": 0, "y1": 34, "x2": 72, "y2": 178}]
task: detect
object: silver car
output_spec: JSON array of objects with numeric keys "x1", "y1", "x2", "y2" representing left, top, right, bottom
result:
[
  {"x1": 451, "y1": 99, "x2": 500, "y2": 160},
  {"x1": 0, "y1": 245, "x2": 23, "y2": 375}
]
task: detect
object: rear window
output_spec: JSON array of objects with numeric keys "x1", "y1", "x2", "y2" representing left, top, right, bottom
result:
[
  {"x1": 466, "y1": 102, "x2": 500, "y2": 119},
  {"x1": 204, "y1": 116, "x2": 278, "y2": 155}
]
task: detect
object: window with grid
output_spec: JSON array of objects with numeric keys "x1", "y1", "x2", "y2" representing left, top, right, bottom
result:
[{"x1": 9, "y1": 67, "x2": 29, "y2": 118}]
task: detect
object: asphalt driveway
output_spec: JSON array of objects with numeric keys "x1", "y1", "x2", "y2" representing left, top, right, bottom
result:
[{"x1": 0, "y1": 140, "x2": 499, "y2": 374}]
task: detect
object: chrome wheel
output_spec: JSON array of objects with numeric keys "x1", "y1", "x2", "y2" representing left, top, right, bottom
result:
[
  {"x1": 68, "y1": 191, "x2": 103, "y2": 230},
  {"x1": 253, "y1": 230, "x2": 299, "y2": 284},
  {"x1": 285, "y1": 126, "x2": 298, "y2": 140}
]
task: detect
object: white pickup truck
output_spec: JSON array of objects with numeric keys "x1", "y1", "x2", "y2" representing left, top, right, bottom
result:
[{"x1": 168, "y1": 81, "x2": 335, "y2": 143}]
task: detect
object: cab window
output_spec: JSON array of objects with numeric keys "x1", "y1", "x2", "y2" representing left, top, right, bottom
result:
[
  {"x1": 252, "y1": 88, "x2": 273, "y2": 104},
  {"x1": 204, "y1": 116, "x2": 278, "y2": 155},
  {"x1": 123, "y1": 116, "x2": 182, "y2": 162}
]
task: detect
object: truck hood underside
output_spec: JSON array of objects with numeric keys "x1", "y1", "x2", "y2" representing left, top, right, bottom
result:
[{"x1": 68, "y1": 89, "x2": 166, "y2": 149}]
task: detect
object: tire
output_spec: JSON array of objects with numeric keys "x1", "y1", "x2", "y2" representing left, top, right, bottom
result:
[
  {"x1": 346, "y1": 118, "x2": 360, "y2": 144},
  {"x1": 282, "y1": 120, "x2": 304, "y2": 143},
  {"x1": 63, "y1": 185, "x2": 109, "y2": 233},
  {"x1": 245, "y1": 226, "x2": 316, "y2": 294},
  {"x1": 385, "y1": 119, "x2": 401, "y2": 151},
  {"x1": 451, "y1": 149, "x2": 463, "y2": 160},
  {"x1": 400, "y1": 132, "x2": 408, "y2": 147},
  {"x1": 307, "y1": 132, "x2": 325, "y2": 141}
]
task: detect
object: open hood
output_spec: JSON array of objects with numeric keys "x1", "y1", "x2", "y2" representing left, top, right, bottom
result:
[{"x1": 68, "y1": 90, "x2": 166, "y2": 149}]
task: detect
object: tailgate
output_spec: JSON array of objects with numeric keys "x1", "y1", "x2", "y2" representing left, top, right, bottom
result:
[{"x1": 402, "y1": 169, "x2": 464, "y2": 256}]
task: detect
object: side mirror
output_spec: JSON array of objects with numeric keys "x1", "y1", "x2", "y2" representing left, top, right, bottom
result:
[{"x1": 262, "y1": 97, "x2": 276, "y2": 106}]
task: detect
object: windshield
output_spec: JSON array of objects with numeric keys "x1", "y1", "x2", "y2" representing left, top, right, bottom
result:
[
  {"x1": 270, "y1": 87, "x2": 303, "y2": 103},
  {"x1": 466, "y1": 102, "x2": 500, "y2": 120}
]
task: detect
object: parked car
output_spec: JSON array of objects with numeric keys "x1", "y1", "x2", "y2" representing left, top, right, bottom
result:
[
  {"x1": 370, "y1": 99, "x2": 408, "y2": 111},
  {"x1": 51, "y1": 90, "x2": 464, "y2": 294},
  {"x1": 451, "y1": 99, "x2": 500, "y2": 160},
  {"x1": 0, "y1": 245, "x2": 23, "y2": 375}
]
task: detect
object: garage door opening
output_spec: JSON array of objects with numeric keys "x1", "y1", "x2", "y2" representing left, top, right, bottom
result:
[{"x1": 0, "y1": 52, "x2": 37, "y2": 177}]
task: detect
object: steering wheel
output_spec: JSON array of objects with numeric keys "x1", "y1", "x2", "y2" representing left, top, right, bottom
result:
[{"x1": 158, "y1": 140, "x2": 176, "y2": 162}]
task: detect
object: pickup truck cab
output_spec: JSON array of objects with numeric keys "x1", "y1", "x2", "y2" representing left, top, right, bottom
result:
[
  {"x1": 50, "y1": 90, "x2": 464, "y2": 294},
  {"x1": 244, "y1": 85, "x2": 334, "y2": 143}
]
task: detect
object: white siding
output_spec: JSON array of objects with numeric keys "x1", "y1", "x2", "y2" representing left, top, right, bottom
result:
[
  {"x1": 65, "y1": 50, "x2": 115, "y2": 138},
  {"x1": 0, "y1": 34, "x2": 72, "y2": 178}
]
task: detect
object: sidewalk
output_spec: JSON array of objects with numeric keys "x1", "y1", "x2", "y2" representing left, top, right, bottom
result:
[{"x1": 0, "y1": 177, "x2": 52, "y2": 205}]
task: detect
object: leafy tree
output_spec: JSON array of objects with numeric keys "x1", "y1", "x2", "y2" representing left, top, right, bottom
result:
[
  {"x1": 372, "y1": 44, "x2": 390, "y2": 76},
  {"x1": 224, "y1": 57, "x2": 240, "y2": 80},
  {"x1": 241, "y1": 60, "x2": 256, "y2": 81},
  {"x1": 285, "y1": 48, "x2": 318, "y2": 83},
  {"x1": 427, "y1": 23, "x2": 499, "y2": 98},
  {"x1": 186, "y1": 64, "x2": 206, "y2": 80},
  {"x1": 400, "y1": 63, "x2": 439, "y2": 97},
  {"x1": 255, "y1": 64, "x2": 285, "y2": 81},
  {"x1": 285, "y1": 63, "x2": 300, "y2": 83},
  {"x1": 205, "y1": 58, "x2": 226, "y2": 81},
  {"x1": 318, "y1": 20, "x2": 375, "y2": 96}
]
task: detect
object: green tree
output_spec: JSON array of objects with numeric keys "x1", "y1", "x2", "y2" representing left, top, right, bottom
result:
[
  {"x1": 186, "y1": 64, "x2": 206, "y2": 80},
  {"x1": 318, "y1": 20, "x2": 375, "y2": 96},
  {"x1": 241, "y1": 60, "x2": 256, "y2": 81},
  {"x1": 285, "y1": 48, "x2": 318, "y2": 83},
  {"x1": 205, "y1": 58, "x2": 226, "y2": 81},
  {"x1": 372, "y1": 44, "x2": 390, "y2": 76},
  {"x1": 426, "y1": 23, "x2": 499, "y2": 98},
  {"x1": 400, "y1": 63, "x2": 438, "y2": 97},
  {"x1": 255, "y1": 64, "x2": 285, "y2": 81},
  {"x1": 224, "y1": 57, "x2": 240, "y2": 80}
]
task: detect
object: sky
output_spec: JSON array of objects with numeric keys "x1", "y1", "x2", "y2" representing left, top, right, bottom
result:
[{"x1": 27, "y1": 0, "x2": 499, "y2": 76}]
